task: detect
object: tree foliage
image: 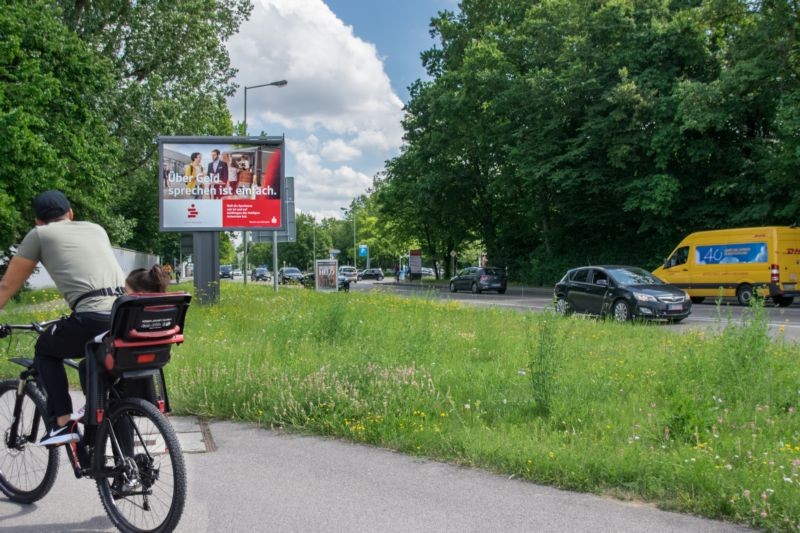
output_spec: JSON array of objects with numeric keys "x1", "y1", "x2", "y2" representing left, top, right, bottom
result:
[
  {"x1": 1, "y1": 0, "x2": 251, "y2": 260},
  {"x1": 0, "y1": 0, "x2": 121, "y2": 252},
  {"x1": 376, "y1": 0, "x2": 800, "y2": 284}
]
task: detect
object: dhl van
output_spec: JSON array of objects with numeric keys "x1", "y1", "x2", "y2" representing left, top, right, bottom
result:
[{"x1": 653, "y1": 226, "x2": 800, "y2": 307}]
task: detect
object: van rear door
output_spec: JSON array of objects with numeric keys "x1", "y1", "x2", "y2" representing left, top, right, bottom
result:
[{"x1": 777, "y1": 228, "x2": 800, "y2": 293}]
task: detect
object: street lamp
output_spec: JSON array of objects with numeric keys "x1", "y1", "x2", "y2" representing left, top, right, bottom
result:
[
  {"x1": 241, "y1": 79, "x2": 287, "y2": 287},
  {"x1": 340, "y1": 207, "x2": 357, "y2": 269}
]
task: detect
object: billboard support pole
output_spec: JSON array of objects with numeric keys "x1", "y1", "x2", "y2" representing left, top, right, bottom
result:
[
  {"x1": 193, "y1": 232, "x2": 220, "y2": 304},
  {"x1": 243, "y1": 231, "x2": 248, "y2": 286},
  {"x1": 272, "y1": 230, "x2": 279, "y2": 293}
]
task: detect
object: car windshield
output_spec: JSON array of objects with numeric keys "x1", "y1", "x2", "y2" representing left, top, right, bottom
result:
[
  {"x1": 285, "y1": 268, "x2": 300, "y2": 274},
  {"x1": 483, "y1": 268, "x2": 504, "y2": 276},
  {"x1": 608, "y1": 267, "x2": 664, "y2": 286}
]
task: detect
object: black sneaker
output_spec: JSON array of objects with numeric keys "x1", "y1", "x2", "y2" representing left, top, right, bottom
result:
[{"x1": 38, "y1": 422, "x2": 80, "y2": 446}]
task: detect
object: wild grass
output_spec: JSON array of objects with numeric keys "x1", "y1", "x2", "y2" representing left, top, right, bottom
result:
[{"x1": 2, "y1": 284, "x2": 799, "y2": 529}]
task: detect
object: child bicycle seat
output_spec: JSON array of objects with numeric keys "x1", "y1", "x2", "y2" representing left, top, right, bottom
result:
[{"x1": 99, "y1": 293, "x2": 191, "y2": 376}]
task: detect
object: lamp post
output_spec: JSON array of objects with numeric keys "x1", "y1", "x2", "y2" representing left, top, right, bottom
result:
[
  {"x1": 242, "y1": 79, "x2": 287, "y2": 287},
  {"x1": 340, "y1": 207, "x2": 357, "y2": 268}
]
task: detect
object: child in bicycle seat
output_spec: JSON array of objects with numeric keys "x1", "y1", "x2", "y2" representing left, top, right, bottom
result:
[
  {"x1": 73, "y1": 265, "x2": 170, "y2": 424},
  {"x1": 125, "y1": 265, "x2": 171, "y2": 294}
]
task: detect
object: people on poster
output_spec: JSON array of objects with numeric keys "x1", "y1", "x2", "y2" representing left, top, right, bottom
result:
[
  {"x1": 207, "y1": 149, "x2": 228, "y2": 198},
  {"x1": 222, "y1": 152, "x2": 236, "y2": 196},
  {"x1": 162, "y1": 162, "x2": 170, "y2": 190},
  {"x1": 236, "y1": 155, "x2": 254, "y2": 198},
  {"x1": 184, "y1": 152, "x2": 204, "y2": 199}
]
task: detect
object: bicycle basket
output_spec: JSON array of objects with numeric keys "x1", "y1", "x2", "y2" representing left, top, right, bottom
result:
[{"x1": 100, "y1": 293, "x2": 191, "y2": 376}]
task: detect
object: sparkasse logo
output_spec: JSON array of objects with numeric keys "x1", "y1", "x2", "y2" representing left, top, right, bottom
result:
[{"x1": 187, "y1": 204, "x2": 199, "y2": 219}]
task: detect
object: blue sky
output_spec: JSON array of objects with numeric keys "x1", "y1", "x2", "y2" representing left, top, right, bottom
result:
[
  {"x1": 226, "y1": 0, "x2": 457, "y2": 219},
  {"x1": 324, "y1": 0, "x2": 455, "y2": 102}
]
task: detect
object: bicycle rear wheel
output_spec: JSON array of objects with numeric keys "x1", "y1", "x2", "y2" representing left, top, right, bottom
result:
[
  {"x1": 0, "y1": 380, "x2": 59, "y2": 503},
  {"x1": 95, "y1": 397, "x2": 186, "y2": 533}
]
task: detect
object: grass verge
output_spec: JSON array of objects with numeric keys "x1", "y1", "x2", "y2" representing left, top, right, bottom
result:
[{"x1": 2, "y1": 284, "x2": 799, "y2": 529}]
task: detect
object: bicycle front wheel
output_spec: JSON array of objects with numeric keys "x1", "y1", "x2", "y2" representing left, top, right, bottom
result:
[
  {"x1": 95, "y1": 397, "x2": 186, "y2": 533},
  {"x1": 0, "y1": 380, "x2": 60, "y2": 503}
]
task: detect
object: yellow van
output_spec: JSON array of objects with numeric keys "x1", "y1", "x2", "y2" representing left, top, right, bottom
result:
[{"x1": 653, "y1": 226, "x2": 800, "y2": 306}]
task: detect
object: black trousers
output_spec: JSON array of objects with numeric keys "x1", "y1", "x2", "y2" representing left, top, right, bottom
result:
[{"x1": 35, "y1": 312, "x2": 111, "y2": 419}]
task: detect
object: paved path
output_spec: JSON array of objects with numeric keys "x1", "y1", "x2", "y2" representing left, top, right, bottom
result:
[{"x1": 1, "y1": 416, "x2": 752, "y2": 532}]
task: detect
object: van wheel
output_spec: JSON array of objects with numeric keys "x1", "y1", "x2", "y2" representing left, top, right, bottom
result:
[
  {"x1": 736, "y1": 284, "x2": 754, "y2": 306},
  {"x1": 471, "y1": 283, "x2": 481, "y2": 294},
  {"x1": 774, "y1": 296, "x2": 794, "y2": 307},
  {"x1": 690, "y1": 296, "x2": 705, "y2": 304}
]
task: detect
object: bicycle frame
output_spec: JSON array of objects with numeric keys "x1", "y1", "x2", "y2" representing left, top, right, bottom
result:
[{"x1": 3, "y1": 322, "x2": 169, "y2": 482}]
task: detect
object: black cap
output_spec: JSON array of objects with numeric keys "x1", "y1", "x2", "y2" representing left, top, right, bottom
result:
[{"x1": 32, "y1": 190, "x2": 71, "y2": 221}]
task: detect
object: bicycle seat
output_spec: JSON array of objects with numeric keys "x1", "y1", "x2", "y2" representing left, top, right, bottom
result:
[{"x1": 98, "y1": 293, "x2": 191, "y2": 376}]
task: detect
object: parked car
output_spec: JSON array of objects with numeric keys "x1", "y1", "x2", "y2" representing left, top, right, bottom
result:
[
  {"x1": 278, "y1": 267, "x2": 304, "y2": 284},
  {"x1": 358, "y1": 268, "x2": 384, "y2": 281},
  {"x1": 233, "y1": 269, "x2": 242, "y2": 278},
  {"x1": 251, "y1": 267, "x2": 271, "y2": 281},
  {"x1": 339, "y1": 266, "x2": 358, "y2": 283},
  {"x1": 220, "y1": 265, "x2": 235, "y2": 279},
  {"x1": 554, "y1": 265, "x2": 692, "y2": 323},
  {"x1": 421, "y1": 267, "x2": 436, "y2": 278},
  {"x1": 449, "y1": 267, "x2": 507, "y2": 294}
]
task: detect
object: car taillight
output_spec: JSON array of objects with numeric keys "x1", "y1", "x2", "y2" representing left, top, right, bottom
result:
[
  {"x1": 771, "y1": 264, "x2": 780, "y2": 283},
  {"x1": 480, "y1": 275, "x2": 489, "y2": 282}
]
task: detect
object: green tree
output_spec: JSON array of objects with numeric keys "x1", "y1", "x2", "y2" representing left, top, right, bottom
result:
[
  {"x1": 55, "y1": 0, "x2": 252, "y2": 257},
  {"x1": 0, "y1": 0, "x2": 121, "y2": 252}
]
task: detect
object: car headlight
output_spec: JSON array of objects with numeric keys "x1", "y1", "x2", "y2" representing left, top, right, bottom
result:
[{"x1": 633, "y1": 292, "x2": 657, "y2": 303}]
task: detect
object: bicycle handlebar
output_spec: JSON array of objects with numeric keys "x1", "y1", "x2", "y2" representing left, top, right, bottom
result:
[{"x1": 0, "y1": 319, "x2": 62, "y2": 338}]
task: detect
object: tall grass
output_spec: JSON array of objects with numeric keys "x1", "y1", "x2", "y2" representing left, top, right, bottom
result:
[{"x1": 2, "y1": 285, "x2": 799, "y2": 529}]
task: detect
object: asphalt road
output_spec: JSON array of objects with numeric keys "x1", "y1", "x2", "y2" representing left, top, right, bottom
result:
[
  {"x1": 354, "y1": 280, "x2": 800, "y2": 342},
  {"x1": 0, "y1": 418, "x2": 751, "y2": 532}
]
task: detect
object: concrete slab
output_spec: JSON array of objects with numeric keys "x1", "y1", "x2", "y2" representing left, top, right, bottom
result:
[
  {"x1": 177, "y1": 431, "x2": 207, "y2": 453},
  {"x1": 168, "y1": 416, "x2": 201, "y2": 433}
]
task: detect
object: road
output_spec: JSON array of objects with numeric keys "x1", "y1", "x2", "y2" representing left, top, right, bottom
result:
[{"x1": 351, "y1": 279, "x2": 800, "y2": 342}]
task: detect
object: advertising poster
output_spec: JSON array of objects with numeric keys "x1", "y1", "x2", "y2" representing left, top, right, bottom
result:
[
  {"x1": 695, "y1": 243, "x2": 768, "y2": 265},
  {"x1": 159, "y1": 137, "x2": 285, "y2": 231},
  {"x1": 409, "y1": 249, "x2": 422, "y2": 274},
  {"x1": 315, "y1": 260, "x2": 338, "y2": 292}
]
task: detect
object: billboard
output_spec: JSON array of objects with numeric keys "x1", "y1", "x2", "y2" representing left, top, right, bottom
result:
[{"x1": 159, "y1": 136, "x2": 285, "y2": 231}]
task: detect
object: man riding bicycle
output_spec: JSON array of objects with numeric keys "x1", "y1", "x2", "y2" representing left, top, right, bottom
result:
[{"x1": 0, "y1": 190, "x2": 126, "y2": 446}]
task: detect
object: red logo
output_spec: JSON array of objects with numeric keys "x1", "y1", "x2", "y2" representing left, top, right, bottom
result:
[
  {"x1": 787, "y1": 248, "x2": 800, "y2": 255},
  {"x1": 187, "y1": 204, "x2": 199, "y2": 219}
]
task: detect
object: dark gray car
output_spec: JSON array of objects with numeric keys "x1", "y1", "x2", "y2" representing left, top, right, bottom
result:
[
  {"x1": 554, "y1": 265, "x2": 692, "y2": 322},
  {"x1": 449, "y1": 267, "x2": 507, "y2": 294}
]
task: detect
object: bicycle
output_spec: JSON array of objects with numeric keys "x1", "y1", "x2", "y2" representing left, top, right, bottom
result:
[{"x1": 0, "y1": 292, "x2": 191, "y2": 533}]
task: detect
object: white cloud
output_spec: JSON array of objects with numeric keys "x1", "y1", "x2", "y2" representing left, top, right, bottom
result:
[
  {"x1": 287, "y1": 137, "x2": 372, "y2": 218},
  {"x1": 228, "y1": 0, "x2": 403, "y2": 139},
  {"x1": 226, "y1": 0, "x2": 403, "y2": 217},
  {"x1": 320, "y1": 138, "x2": 361, "y2": 162}
]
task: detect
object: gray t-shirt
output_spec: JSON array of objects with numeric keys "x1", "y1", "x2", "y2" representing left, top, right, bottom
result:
[{"x1": 16, "y1": 220, "x2": 126, "y2": 313}]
